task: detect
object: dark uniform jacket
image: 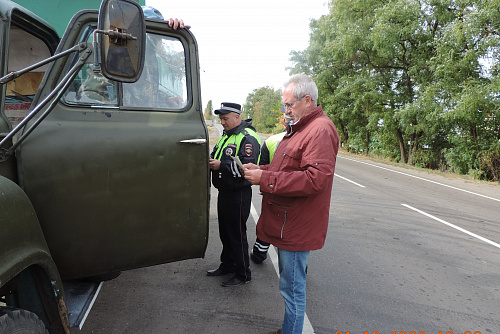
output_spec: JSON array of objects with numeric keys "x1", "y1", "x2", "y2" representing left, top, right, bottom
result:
[{"x1": 211, "y1": 119, "x2": 261, "y2": 192}]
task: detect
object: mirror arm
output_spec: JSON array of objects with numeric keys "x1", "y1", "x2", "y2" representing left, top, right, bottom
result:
[
  {"x1": 0, "y1": 45, "x2": 93, "y2": 156},
  {"x1": 92, "y1": 29, "x2": 137, "y2": 73},
  {"x1": 0, "y1": 43, "x2": 85, "y2": 85},
  {"x1": 92, "y1": 30, "x2": 101, "y2": 73}
]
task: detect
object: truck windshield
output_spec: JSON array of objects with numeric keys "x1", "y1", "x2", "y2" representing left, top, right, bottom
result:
[{"x1": 63, "y1": 27, "x2": 188, "y2": 110}]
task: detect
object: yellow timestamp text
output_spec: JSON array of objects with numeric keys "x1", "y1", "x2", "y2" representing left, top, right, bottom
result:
[{"x1": 332, "y1": 331, "x2": 482, "y2": 334}]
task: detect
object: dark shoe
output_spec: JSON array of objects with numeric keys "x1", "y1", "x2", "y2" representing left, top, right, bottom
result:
[
  {"x1": 265, "y1": 329, "x2": 281, "y2": 334},
  {"x1": 206, "y1": 268, "x2": 233, "y2": 277},
  {"x1": 221, "y1": 275, "x2": 251, "y2": 287},
  {"x1": 250, "y1": 249, "x2": 266, "y2": 264}
]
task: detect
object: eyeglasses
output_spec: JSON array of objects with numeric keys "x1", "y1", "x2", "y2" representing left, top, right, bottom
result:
[{"x1": 283, "y1": 95, "x2": 306, "y2": 110}]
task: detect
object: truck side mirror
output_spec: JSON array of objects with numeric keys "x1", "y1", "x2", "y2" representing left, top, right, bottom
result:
[{"x1": 97, "y1": 0, "x2": 146, "y2": 83}]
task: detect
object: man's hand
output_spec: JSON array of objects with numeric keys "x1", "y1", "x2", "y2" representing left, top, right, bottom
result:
[
  {"x1": 243, "y1": 164, "x2": 262, "y2": 185},
  {"x1": 209, "y1": 158, "x2": 221, "y2": 170},
  {"x1": 243, "y1": 163, "x2": 260, "y2": 171},
  {"x1": 168, "y1": 18, "x2": 191, "y2": 30}
]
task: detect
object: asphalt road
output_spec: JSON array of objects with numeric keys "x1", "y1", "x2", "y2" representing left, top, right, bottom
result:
[
  {"x1": 309, "y1": 155, "x2": 500, "y2": 334},
  {"x1": 76, "y1": 152, "x2": 500, "y2": 334}
]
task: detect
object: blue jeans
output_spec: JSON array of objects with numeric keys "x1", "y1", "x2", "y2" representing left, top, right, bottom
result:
[{"x1": 277, "y1": 248, "x2": 310, "y2": 334}]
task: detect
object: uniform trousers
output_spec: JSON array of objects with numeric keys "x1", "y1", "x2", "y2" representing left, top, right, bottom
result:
[{"x1": 216, "y1": 186, "x2": 252, "y2": 281}]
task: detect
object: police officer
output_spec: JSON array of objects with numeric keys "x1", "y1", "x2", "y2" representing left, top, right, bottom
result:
[
  {"x1": 208, "y1": 102, "x2": 261, "y2": 287},
  {"x1": 251, "y1": 107, "x2": 289, "y2": 264},
  {"x1": 250, "y1": 131, "x2": 285, "y2": 263}
]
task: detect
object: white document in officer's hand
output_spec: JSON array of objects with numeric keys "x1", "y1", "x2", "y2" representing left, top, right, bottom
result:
[{"x1": 231, "y1": 155, "x2": 245, "y2": 175}]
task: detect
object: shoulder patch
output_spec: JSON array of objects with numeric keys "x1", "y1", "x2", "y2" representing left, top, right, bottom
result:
[{"x1": 245, "y1": 143, "x2": 254, "y2": 156}]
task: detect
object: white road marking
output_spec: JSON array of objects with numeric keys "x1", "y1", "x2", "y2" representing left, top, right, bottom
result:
[
  {"x1": 250, "y1": 203, "x2": 316, "y2": 334},
  {"x1": 402, "y1": 204, "x2": 500, "y2": 249},
  {"x1": 335, "y1": 174, "x2": 366, "y2": 188},
  {"x1": 339, "y1": 156, "x2": 500, "y2": 202}
]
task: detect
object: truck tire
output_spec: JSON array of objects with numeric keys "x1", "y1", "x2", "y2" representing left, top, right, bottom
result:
[{"x1": 0, "y1": 309, "x2": 48, "y2": 334}]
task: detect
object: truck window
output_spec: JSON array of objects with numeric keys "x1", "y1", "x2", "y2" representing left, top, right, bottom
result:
[
  {"x1": 122, "y1": 33, "x2": 187, "y2": 110},
  {"x1": 5, "y1": 25, "x2": 52, "y2": 126},
  {"x1": 63, "y1": 29, "x2": 188, "y2": 110},
  {"x1": 66, "y1": 64, "x2": 118, "y2": 105},
  {"x1": 63, "y1": 25, "x2": 118, "y2": 106}
]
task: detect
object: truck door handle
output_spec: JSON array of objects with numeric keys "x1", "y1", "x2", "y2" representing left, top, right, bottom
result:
[{"x1": 179, "y1": 139, "x2": 207, "y2": 145}]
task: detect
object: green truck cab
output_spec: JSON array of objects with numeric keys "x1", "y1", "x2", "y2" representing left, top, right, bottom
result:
[{"x1": 0, "y1": 1, "x2": 209, "y2": 333}]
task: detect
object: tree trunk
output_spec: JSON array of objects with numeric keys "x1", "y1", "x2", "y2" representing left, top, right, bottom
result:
[
  {"x1": 365, "y1": 130, "x2": 370, "y2": 155},
  {"x1": 339, "y1": 119, "x2": 348, "y2": 148},
  {"x1": 472, "y1": 125, "x2": 481, "y2": 171},
  {"x1": 396, "y1": 128, "x2": 407, "y2": 163},
  {"x1": 408, "y1": 133, "x2": 420, "y2": 165}
]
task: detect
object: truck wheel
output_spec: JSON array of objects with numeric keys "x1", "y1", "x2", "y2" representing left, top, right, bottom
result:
[{"x1": 0, "y1": 309, "x2": 48, "y2": 334}]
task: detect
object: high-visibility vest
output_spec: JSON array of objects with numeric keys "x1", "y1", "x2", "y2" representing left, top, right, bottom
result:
[
  {"x1": 265, "y1": 132, "x2": 286, "y2": 162},
  {"x1": 214, "y1": 128, "x2": 261, "y2": 163}
]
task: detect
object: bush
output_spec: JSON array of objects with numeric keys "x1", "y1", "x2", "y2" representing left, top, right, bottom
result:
[{"x1": 479, "y1": 143, "x2": 500, "y2": 182}]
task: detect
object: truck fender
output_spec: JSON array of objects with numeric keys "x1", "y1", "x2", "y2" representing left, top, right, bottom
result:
[{"x1": 0, "y1": 176, "x2": 70, "y2": 334}]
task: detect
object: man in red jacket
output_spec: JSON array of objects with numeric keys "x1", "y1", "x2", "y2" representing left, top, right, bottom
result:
[{"x1": 244, "y1": 74, "x2": 339, "y2": 334}]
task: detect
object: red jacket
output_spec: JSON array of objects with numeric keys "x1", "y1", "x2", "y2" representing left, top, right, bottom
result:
[{"x1": 256, "y1": 105, "x2": 339, "y2": 251}]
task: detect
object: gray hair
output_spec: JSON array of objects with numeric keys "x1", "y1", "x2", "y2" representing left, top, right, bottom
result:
[{"x1": 284, "y1": 73, "x2": 318, "y2": 102}]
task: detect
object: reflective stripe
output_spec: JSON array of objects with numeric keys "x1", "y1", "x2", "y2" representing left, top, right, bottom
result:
[
  {"x1": 230, "y1": 160, "x2": 242, "y2": 177},
  {"x1": 254, "y1": 243, "x2": 270, "y2": 252}
]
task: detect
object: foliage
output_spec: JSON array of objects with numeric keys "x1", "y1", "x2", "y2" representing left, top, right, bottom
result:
[
  {"x1": 479, "y1": 142, "x2": 500, "y2": 181},
  {"x1": 243, "y1": 86, "x2": 283, "y2": 133},
  {"x1": 285, "y1": 0, "x2": 500, "y2": 181},
  {"x1": 204, "y1": 100, "x2": 213, "y2": 120}
]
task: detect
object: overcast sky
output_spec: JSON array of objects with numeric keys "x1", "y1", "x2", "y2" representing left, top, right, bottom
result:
[{"x1": 147, "y1": 0, "x2": 329, "y2": 111}]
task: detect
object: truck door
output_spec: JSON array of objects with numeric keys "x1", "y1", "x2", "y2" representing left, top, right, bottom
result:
[
  {"x1": 0, "y1": 5, "x2": 59, "y2": 182},
  {"x1": 17, "y1": 12, "x2": 209, "y2": 279}
]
